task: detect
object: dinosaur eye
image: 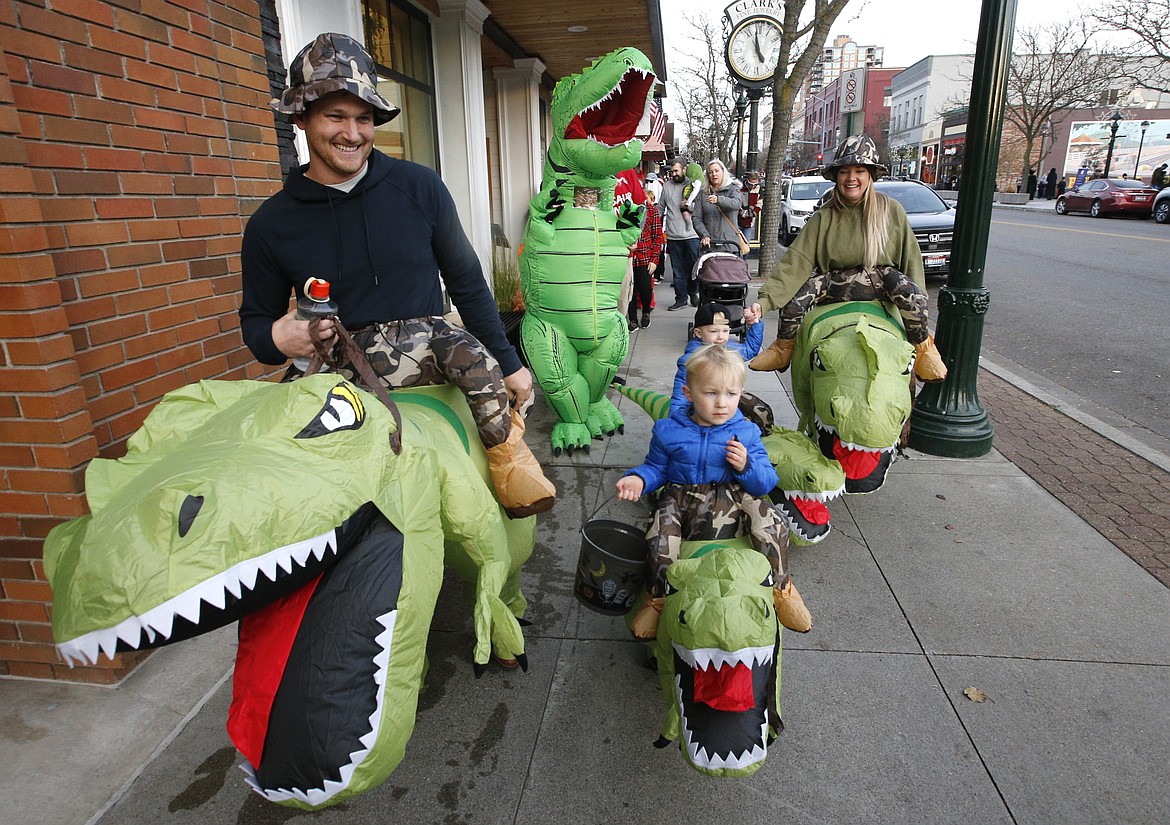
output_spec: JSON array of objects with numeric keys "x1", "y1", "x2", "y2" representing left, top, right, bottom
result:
[
  {"x1": 811, "y1": 350, "x2": 826, "y2": 371},
  {"x1": 761, "y1": 572, "x2": 774, "y2": 588},
  {"x1": 178, "y1": 495, "x2": 204, "y2": 538},
  {"x1": 903, "y1": 356, "x2": 914, "y2": 375},
  {"x1": 664, "y1": 581, "x2": 677, "y2": 596},
  {"x1": 678, "y1": 610, "x2": 687, "y2": 626}
]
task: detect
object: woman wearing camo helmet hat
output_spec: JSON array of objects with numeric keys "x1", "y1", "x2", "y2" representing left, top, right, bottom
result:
[{"x1": 747, "y1": 134, "x2": 946, "y2": 381}]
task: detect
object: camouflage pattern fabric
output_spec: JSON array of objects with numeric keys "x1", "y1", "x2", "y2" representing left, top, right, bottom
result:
[
  {"x1": 271, "y1": 32, "x2": 399, "y2": 125},
  {"x1": 338, "y1": 316, "x2": 511, "y2": 448},
  {"x1": 646, "y1": 483, "x2": 789, "y2": 597},
  {"x1": 778, "y1": 265, "x2": 929, "y2": 344}
]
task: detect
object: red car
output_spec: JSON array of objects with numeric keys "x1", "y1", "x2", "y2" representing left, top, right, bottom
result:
[{"x1": 1055, "y1": 178, "x2": 1158, "y2": 218}]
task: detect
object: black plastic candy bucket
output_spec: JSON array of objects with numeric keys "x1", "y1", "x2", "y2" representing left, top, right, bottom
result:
[{"x1": 575, "y1": 518, "x2": 649, "y2": 615}]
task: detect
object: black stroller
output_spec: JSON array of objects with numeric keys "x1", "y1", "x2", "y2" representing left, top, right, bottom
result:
[{"x1": 687, "y1": 251, "x2": 752, "y2": 341}]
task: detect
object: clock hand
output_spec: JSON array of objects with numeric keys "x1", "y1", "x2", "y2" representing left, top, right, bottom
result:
[{"x1": 754, "y1": 32, "x2": 764, "y2": 63}]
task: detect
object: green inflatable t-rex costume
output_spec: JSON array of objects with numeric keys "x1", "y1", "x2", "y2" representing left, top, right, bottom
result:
[
  {"x1": 44, "y1": 376, "x2": 534, "y2": 808},
  {"x1": 519, "y1": 47, "x2": 656, "y2": 453},
  {"x1": 792, "y1": 301, "x2": 915, "y2": 494},
  {"x1": 652, "y1": 539, "x2": 782, "y2": 777}
]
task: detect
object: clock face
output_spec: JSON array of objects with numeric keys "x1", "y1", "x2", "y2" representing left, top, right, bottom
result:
[{"x1": 727, "y1": 17, "x2": 782, "y2": 84}]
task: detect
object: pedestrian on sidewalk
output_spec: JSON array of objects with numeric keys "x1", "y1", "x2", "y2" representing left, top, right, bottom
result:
[
  {"x1": 691, "y1": 159, "x2": 748, "y2": 258},
  {"x1": 615, "y1": 344, "x2": 811, "y2": 638},
  {"x1": 1152, "y1": 163, "x2": 1167, "y2": 190},
  {"x1": 1046, "y1": 167, "x2": 1058, "y2": 199},
  {"x1": 661, "y1": 157, "x2": 701, "y2": 311},
  {"x1": 628, "y1": 188, "x2": 664, "y2": 331},
  {"x1": 747, "y1": 134, "x2": 946, "y2": 383}
]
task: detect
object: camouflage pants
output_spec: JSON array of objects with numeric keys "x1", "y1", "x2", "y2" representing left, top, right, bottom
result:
[
  {"x1": 646, "y1": 482, "x2": 790, "y2": 597},
  {"x1": 338, "y1": 316, "x2": 511, "y2": 449},
  {"x1": 778, "y1": 265, "x2": 929, "y2": 344}
]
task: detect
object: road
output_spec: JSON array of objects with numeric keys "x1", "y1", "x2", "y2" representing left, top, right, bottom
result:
[{"x1": 929, "y1": 205, "x2": 1170, "y2": 458}]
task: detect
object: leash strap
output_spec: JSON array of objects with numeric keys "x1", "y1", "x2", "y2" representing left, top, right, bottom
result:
[{"x1": 303, "y1": 318, "x2": 403, "y2": 456}]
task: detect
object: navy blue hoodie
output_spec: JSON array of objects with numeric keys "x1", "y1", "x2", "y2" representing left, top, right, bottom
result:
[{"x1": 239, "y1": 149, "x2": 520, "y2": 375}]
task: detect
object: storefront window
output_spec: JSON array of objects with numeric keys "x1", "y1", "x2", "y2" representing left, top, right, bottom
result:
[{"x1": 362, "y1": 0, "x2": 439, "y2": 170}]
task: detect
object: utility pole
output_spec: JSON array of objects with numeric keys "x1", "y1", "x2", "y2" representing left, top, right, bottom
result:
[{"x1": 909, "y1": 0, "x2": 1019, "y2": 457}]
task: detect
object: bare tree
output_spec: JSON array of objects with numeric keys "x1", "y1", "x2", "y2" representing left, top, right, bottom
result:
[
  {"x1": 670, "y1": 13, "x2": 740, "y2": 164},
  {"x1": 758, "y1": 0, "x2": 854, "y2": 277},
  {"x1": 1002, "y1": 20, "x2": 1122, "y2": 190},
  {"x1": 1092, "y1": 0, "x2": 1170, "y2": 95}
]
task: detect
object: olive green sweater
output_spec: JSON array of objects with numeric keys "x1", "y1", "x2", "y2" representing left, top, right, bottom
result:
[{"x1": 757, "y1": 198, "x2": 925, "y2": 313}]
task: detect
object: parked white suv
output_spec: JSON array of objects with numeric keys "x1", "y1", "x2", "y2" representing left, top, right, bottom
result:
[{"x1": 778, "y1": 175, "x2": 835, "y2": 246}]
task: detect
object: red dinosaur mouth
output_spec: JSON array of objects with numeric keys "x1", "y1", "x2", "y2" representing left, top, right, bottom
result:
[
  {"x1": 563, "y1": 66, "x2": 655, "y2": 146},
  {"x1": 693, "y1": 660, "x2": 755, "y2": 712},
  {"x1": 832, "y1": 439, "x2": 882, "y2": 480}
]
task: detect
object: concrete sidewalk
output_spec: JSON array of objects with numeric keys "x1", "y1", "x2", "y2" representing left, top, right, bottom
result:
[{"x1": 3, "y1": 276, "x2": 1169, "y2": 825}]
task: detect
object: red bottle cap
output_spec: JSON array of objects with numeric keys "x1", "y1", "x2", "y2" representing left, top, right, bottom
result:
[{"x1": 305, "y1": 278, "x2": 331, "y2": 302}]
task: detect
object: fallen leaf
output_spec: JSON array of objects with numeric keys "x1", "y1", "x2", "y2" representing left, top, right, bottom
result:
[
  {"x1": 936, "y1": 494, "x2": 947, "y2": 500},
  {"x1": 945, "y1": 524, "x2": 956, "y2": 531},
  {"x1": 963, "y1": 686, "x2": 988, "y2": 703}
]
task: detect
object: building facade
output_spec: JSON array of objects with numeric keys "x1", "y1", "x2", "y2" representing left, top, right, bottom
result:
[
  {"x1": 887, "y1": 54, "x2": 973, "y2": 182},
  {"x1": 803, "y1": 66, "x2": 901, "y2": 161},
  {"x1": 805, "y1": 34, "x2": 883, "y2": 98}
]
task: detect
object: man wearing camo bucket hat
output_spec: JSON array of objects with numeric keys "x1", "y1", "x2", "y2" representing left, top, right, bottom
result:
[
  {"x1": 240, "y1": 32, "x2": 556, "y2": 522},
  {"x1": 747, "y1": 134, "x2": 946, "y2": 381}
]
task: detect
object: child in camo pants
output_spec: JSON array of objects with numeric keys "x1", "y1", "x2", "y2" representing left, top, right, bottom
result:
[{"x1": 615, "y1": 345, "x2": 811, "y2": 638}]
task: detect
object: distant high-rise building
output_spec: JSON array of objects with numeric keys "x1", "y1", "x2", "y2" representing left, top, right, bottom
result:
[{"x1": 806, "y1": 35, "x2": 884, "y2": 96}]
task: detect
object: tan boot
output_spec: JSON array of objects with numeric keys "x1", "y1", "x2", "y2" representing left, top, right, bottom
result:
[
  {"x1": 749, "y1": 337, "x2": 796, "y2": 372},
  {"x1": 486, "y1": 410, "x2": 556, "y2": 519},
  {"x1": 630, "y1": 595, "x2": 665, "y2": 639},
  {"x1": 913, "y1": 336, "x2": 948, "y2": 383},
  {"x1": 773, "y1": 580, "x2": 812, "y2": 633}
]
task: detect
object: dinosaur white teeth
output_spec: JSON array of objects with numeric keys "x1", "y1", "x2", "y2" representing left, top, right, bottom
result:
[
  {"x1": 675, "y1": 643, "x2": 772, "y2": 671},
  {"x1": 257, "y1": 552, "x2": 279, "y2": 582},
  {"x1": 785, "y1": 485, "x2": 846, "y2": 502},
  {"x1": 146, "y1": 609, "x2": 175, "y2": 642},
  {"x1": 57, "y1": 528, "x2": 344, "y2": 667},
  {"x1": 114, "y1": 618, "x2": 144, "y2": 649}
]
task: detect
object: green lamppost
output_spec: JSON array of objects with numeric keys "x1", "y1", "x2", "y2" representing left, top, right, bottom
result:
[{"x1": 909, "y1": 0, "x2": 1018, "y2": 456}]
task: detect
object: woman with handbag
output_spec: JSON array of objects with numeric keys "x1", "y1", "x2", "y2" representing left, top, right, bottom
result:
[{"x1": 690, "y1": 159, "x2": 750, "y2": 258}]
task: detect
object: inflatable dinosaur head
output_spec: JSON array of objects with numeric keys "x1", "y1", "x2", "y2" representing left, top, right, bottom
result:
[
  {"x1": 44, "y1": 375, "x2": 416, "y2": 665},
  {"x1": 794, "y1": 303, "x2": 914, "y2": 494},
  {"x1": 809, "y1": 313, "x2": 914, "y2": 448},
  {"x1": 46, "y1": 377, "x2": 534, "y2": 809},
  {"x1": 551, "y1": 46, "x2": 656, "y2": 177},
  {"x1": 656, "y1": 541, "x2": 781, "y2": 777},
  {"x1": 763, "y1": 428, "x2": 845, "y2": 545}
]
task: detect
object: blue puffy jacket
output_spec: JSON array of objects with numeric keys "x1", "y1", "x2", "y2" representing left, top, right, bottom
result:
[
  {"x1": 671, "y1": 326, "x2": 764, "y2": 411},
  {"x1": 624, "y1": 406, "x2": 777, "y2": 496}
]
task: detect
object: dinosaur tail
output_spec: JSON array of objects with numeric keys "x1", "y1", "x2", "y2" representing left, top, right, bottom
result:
[{"x1": 614, "y1": 384, "x2": 671, "y2": 421}]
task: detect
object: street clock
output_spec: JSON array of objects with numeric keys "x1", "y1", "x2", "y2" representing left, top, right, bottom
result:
[{"x1": 725, "y1": 15, "x2": 782, "y2": 87}]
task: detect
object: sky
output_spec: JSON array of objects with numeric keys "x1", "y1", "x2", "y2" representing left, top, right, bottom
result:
[{"x1": 659, "y1": 0, "x2": 1102, "y2": 79}]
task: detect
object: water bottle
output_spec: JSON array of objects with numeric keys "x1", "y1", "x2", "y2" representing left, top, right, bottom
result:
[
  {"x1": 296, "y1": 277, "x2": 338, "y2": 320},
  {"x1": 293, "y1": 278, "x2": 338, "y2": 373}
]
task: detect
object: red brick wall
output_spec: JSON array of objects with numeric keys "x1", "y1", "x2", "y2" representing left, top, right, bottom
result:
[{"x1": 0, "y1": 0, "x2": 282, "y2": 682}]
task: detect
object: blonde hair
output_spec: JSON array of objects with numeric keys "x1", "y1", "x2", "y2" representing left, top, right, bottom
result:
[
  {"x1": 824, "y1": 169, "x2": 891, "y2": 270},
  {"x1": 704, "y1": 158, "x2": 731, "y2": 195},
  {"x1": 684, "y1": 344, "x2": 745, "y2": 390}
]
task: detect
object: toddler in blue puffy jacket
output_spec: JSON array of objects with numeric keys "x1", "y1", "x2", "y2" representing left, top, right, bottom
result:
[{"x1": 616, "y1": 345, "x2": 811, "y2": 638}]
